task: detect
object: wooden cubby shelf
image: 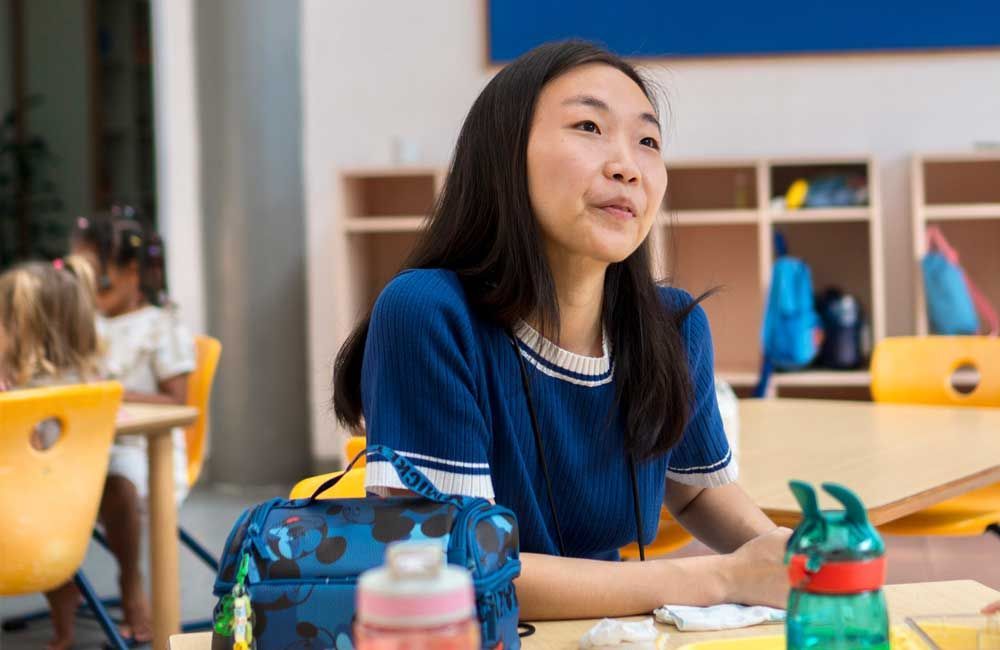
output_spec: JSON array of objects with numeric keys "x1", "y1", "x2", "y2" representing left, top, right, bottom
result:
[{"x1": 335, "y1": 156, "x2": 885, "y2": 400}]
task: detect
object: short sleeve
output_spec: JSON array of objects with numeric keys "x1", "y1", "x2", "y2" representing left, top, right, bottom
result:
[
  {"x1": 152, "y1": 307, "x2": 196, "y2": 382},
  {"x1": 662, "y1": 290, "x2": 739, "y2": 488},
  {"x1": 361, "y1": 270, "x2": 495, "y2": 499}
]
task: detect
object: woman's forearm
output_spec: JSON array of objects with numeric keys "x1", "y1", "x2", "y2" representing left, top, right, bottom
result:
[
  {"x1": 671, "y1": 482, "x2": 776, "y2": 554},
  {"x1": 516, "y1": 552, "x2": 730, "y2": 620}
]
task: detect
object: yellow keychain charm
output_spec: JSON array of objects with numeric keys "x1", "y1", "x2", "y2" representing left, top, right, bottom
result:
[{"x1": 232, "y1": 587, "x2": 253, "y2": 650}]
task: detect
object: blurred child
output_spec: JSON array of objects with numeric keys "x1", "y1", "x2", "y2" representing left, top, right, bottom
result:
[
  {"x1": 0, "y1": 256, "x2": 101, "y2": 649},
  {"x1": 72, "y1": 212, "x2": 196, "y2": 644}
]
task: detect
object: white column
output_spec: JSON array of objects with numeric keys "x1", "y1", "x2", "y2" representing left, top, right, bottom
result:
[{"x1": 150, "y1": 0, "x2": 205, "y2": 334}]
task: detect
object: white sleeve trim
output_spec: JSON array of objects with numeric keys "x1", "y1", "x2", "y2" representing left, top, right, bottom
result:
[
  {"x1": 667, "y1": 460, "x2": 739, "y2": 488},
  {"x1": 396, "y1": 450, "x2": 490, "y2": 469},
  {"x1": 365, "y1": 461, "x2": 495, "y2": 500}
]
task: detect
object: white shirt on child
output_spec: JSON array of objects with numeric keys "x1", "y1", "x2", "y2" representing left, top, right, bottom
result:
[{"x1": 98, "y1": 304, "x2": 196, "y2": 503}]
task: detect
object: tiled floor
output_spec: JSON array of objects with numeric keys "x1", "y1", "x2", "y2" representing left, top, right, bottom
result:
[{"x1": 1, "y1": 486, "x2": 997, "y2": 648}]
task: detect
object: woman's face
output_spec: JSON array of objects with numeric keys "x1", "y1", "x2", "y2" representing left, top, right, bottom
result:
[{"x1": 526, "y1": 63, "x2": 666, "y2": 268}]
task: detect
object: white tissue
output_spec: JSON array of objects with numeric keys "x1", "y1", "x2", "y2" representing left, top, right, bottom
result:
[
  {"x1": 578, "y1": 617, "x2": 663, "y2": 648},
  {"x1": 653, "y1": 604, "x2": 785, "y2": 631}
]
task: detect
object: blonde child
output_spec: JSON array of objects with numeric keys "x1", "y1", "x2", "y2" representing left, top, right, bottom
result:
[
  {"x1": 0, "y1": 256, "x2": 102, "y2": 649},
  {"x1": 72, "y1": 212, "x2": 196, "y2": 644}
]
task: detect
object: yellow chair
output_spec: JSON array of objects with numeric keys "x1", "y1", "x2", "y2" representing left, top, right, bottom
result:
[
  {"x1": 0, "y1": 382, "x2": 129, "y2": 648},
  {"x1": 870, "y1": 336, "x2": 1000, "y2": 537},
  {"x1": 620, "y1": 509, "x2": 693, "y2": 560},
  {"x1": 290, "y1": 435, "x2": 368, "y2": 499},
  {"x1": 291, "y1": 467, "x2": 366, "y2": 500},
  {"x1": 184, "y1": 335, "x2": 222, "y2": 488},
  {"x1": 345, "y1": 434, "x2": 366, "y2": 467}
]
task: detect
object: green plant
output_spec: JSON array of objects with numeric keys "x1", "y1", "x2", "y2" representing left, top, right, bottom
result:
[{"x1": 0, "y1": 95, "x2": 64, "y2": 269}]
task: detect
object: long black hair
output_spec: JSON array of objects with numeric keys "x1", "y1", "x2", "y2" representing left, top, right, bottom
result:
[
  {"x1": 334, "y1": 40, "x2": 704, "y2": 461},
  {"x1": 71, "y1": 206, "x2": 169, "y2": 307}
]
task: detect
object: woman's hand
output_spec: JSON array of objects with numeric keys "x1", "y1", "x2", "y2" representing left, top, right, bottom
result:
[
  {"x1": 721, "y1": 527, "x2": 793, "y2": 608},
  {"x1": 983, "y1": 600, "x2": 1000, "y2": 615}
]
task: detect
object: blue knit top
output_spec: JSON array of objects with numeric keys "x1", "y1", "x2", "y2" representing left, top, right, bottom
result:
[{"x1": 362, "y1": 268, "x2": 736, "y2": 560}]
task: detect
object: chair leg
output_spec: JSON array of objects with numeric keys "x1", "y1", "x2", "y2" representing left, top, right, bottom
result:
[
  {"x1": 74, "y1": 572, "x2": 129, "y2": 650},
  {"x1": 92, "y1": 527, "x2": 112, "y2": 552},
  {"x1": 180, "y1": 526, "x2": 220, "y2": 571}
]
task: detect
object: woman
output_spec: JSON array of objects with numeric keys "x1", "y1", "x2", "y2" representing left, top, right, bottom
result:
[{"x1": 334, "y1": 40, "x2": 790, "y2": 620}]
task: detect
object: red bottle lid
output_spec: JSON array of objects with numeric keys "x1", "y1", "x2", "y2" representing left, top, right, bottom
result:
[{"x1": 788, "y1": 554, "x2": 887, "y2": 595}]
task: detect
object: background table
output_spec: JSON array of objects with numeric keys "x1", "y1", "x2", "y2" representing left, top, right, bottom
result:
[
  {"x1": 117, "y1": 403, "x2": 198, "y2": 650},
  {"x1": 737, "y1": 399, "x2": 1000, "y2": 526}
]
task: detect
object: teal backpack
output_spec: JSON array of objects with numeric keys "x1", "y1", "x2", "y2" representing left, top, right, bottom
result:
[{"x1": 754, "y1": 233, "x2": 822, "y2": 397}]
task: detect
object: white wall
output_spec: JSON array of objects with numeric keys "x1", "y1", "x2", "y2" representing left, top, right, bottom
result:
[{"x1": 301, "y1": 0, "x2": 1000, "y2": 461}]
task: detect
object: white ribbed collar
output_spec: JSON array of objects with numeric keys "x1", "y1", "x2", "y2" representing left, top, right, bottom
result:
[{"x1": 512, "y1": 320, "x2": 611, "y2": 378}]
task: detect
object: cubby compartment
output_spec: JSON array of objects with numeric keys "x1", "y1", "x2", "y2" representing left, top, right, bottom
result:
[
  {"x1": 770, "y1": 162, "x2": 869, "y2": 207},
  {"x1": 343, "y1": 170, "x2": 438, "y2": 218},
  {"x1": 663, "y1": 223, "x2": 764, "y2": 377},
  {"x1": 776, "y1": 222, "x2": 874, "y2": 325},
  {"x1": 923, "y1": 159, "x2": 1000, "y2": 205},
  {"x1": 665, "y1": 165, "x2": 758, "y2": 212},
  {"x1": 924, "y1": 219, "x2": 1000, "y2": 325},
  {"x1": 346, "y1": 232, "x2": 422, "y2": 312}
]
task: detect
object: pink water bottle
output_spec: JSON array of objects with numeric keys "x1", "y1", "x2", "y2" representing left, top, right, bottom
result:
[{"x1": 355, "y1": 541, "x2": 480, "y2": 650}]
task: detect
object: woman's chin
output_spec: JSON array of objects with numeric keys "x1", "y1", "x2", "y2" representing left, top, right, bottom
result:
[
  {"x1": 583, "y1": 244, "x2": 641, "y2": 266},
  {"x1": 585, "y1": 232, "x2": 643, "y2": 265}
]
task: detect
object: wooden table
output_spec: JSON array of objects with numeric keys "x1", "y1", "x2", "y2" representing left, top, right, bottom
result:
[
  {"x1": 168, "y1": 580, "x2": 998, "y2": 649},
  {"x1": 117, "y1": 403, "x2": 199, "y2": 650},
  {"x1": 738, "y1": 399, "x2": 1000, "y2": 527}
]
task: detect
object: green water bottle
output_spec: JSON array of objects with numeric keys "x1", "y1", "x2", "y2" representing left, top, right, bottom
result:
[{"x1": 785, "y1": 481, "x2": 889, "y2": 649}]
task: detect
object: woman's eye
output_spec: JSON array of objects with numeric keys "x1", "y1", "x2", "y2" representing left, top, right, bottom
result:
[
  {"x1": 575, "y1": 120, "x2": 601, "y2": 134},
  {"x1": 640, "y1": 136, "x2": 660, "y2": 150}
]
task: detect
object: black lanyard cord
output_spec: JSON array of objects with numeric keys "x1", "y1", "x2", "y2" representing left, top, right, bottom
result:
[
  {"x1": 510, "y1": 333, "x2": 568, "y2": 557},
  {"x1": 508, "y1": 331, "x2": 646, "y2": 562}
]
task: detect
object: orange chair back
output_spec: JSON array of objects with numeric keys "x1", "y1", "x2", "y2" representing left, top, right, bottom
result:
[
  {"x1": 290, "y1": 468, "x2": 366, "y2": 500},
  {"x1": 185, "y1": 335, "x2": 222, "y2": 488},
  {"x1": 871, "y1": 336, "x2": 1000, "y2": 407},
  {"x1": 289, "y1": 436, "x2": 369, "y2": 500},
  {"x1": 345, "y1": 435, "x2": 366, "y2": 467},
  {"x1": 0, "y1": 382, "x2": 123, "y2": 595}
]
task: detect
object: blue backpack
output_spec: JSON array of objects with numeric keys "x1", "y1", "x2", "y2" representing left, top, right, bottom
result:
[
  {"x1": 211, "y1": 446, "x2": 522, "y2": 650},
  {"x1": 922, "y1": 226, "x2": 980, "y2": 335},
  {"x1": 754, "y1": 235, "x2": 822, "y2": 396},
  {"x1": 922, "y1": 252, "x2": 979, "y2": 335},
  {"x1": 761, "y1": 257, "x2": 821, "y2": 370}
]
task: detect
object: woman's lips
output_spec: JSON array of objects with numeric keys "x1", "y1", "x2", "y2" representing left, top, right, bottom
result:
[{"x1": 598, "y1": 205, "x2": 635, "y2": 220}]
